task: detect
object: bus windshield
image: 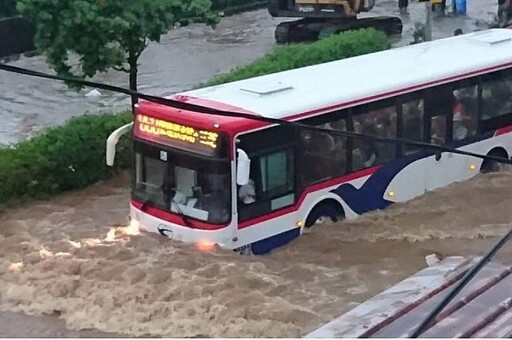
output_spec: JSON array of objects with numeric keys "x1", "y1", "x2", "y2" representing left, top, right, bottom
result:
[{"x1": 133, "y1": 141, "x2": 231, "y2": 224}]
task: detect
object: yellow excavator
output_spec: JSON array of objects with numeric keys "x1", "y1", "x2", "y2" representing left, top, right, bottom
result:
[{"x1": 268, "y1": 0, "x2": 403, "y2": 44}]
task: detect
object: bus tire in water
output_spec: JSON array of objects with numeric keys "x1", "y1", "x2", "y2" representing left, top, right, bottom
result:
[
  {"x1": 305, "y1": 199, "x2": 345, "y2": 228},
  {"x1": 480, "y1": 147, "x2": 510, "y2": 173}
]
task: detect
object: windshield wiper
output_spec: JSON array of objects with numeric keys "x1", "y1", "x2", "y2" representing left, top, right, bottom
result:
[
  {"x1": 167, "y1": 188, "x2": 194, "y2": 229},
  {"x1": 138, "y1": 186, "x2": 195, "y2": 229}
]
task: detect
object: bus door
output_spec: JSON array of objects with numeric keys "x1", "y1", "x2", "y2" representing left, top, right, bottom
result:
[
  {"x1": 424, "y1": 80, "x2": 479, "y2": 191},
  {"x1": 236, "y1": 126, "x2": 298, "y2": 238},
  {"x1": 392, "y1": 93, "x2": 429, "y2": 201},
  {"x1": 424, "y1": 83, "x2": 456, "y2": 191}
]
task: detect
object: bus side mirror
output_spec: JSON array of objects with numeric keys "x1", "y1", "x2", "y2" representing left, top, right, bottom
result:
[
  {"x1": 236, "y1": 148, "x2": 251, "y2": 185},
  {"x1": 106, "y1": 122, "x2": 133, "y2": 166}
]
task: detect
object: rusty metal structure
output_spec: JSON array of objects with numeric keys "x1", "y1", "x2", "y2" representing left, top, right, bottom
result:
[{"x1": 306, "y1": 256, "x2": 512, "y2": 338}]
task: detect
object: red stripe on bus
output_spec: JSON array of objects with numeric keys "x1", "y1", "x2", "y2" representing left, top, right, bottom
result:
[
  {"x1": 495, "y1": 124, "x2": 512, "y2": 136},
  {"x1": 286, "y1": 62, "x2": 512, "y2": 122},
  {"x1": 131, "y1": 200, "x2": 229, "y2": 231},
  {"x1": 132, "y1": 166, "x2": 379, "y2": 231},
  {"x1": 174, "y1": 61, "x2": 512, "y2": 135},
  {"x1": 238, "y1": 165, "x2": 380, "y2": 229}
]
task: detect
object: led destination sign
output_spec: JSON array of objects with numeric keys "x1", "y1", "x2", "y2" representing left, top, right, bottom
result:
[{"x1": 135, "y1": 114, "x2": 224, "y2": 156}]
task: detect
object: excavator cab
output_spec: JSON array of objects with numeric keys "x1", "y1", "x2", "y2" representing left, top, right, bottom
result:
[{"x1": 268, "y1": 0, "x2": 402, "y2": 44}]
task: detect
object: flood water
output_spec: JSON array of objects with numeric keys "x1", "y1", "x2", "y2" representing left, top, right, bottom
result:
[
  {"x1": 0, "y1": 0, "x2": 510, "y2": 337},
  {"x1": 1, "y1": 171, "x2": 511, "y2": 337}
]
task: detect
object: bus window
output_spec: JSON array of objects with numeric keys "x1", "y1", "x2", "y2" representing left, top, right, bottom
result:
[
  {"x1": 135, "y1": 152, "x2": 167, "y2": 208},
  {"x1": 400, "y1": 99, "x2": 424, "y2": 155},
  {"x1": 237, "y1": 126, "x2": 296, "y2": 221},
  {"x1": 423, "y1": 85, "x2": 455, "y2": 146},
  {"x1": 238, "y1": 148, "x2": 295, "y2": 221},
  {"x1": 260, "y1": 150, "x2": 294, "y2": 195},
  {"x1": 452, "y1": 83, "x2": 478, "y2": 141},
  {"x1": 481, "y1": 69, "x2": 512, "y2": 121},
  {"x1": 430, "y1": 114, "x2": 446, "y2": 145},
  {"x1": 352, "y1": 101, "x2": 398, "y2": 169},
  {"x1": 300, "y1": 112, "x2": 348, "y2": 185}
]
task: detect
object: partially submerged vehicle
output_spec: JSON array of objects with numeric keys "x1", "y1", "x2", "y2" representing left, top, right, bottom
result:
[
  {"x1": 306, "y1": 256, "x2": 512, "y2": 338},
  {"x1": 106, "y1": 29, "x2": 512, "y2": 256}
]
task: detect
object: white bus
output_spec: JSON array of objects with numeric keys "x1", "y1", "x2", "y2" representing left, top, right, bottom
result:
[{"x1": 107, "y1": 28, "x2": 512, "y2": 255}]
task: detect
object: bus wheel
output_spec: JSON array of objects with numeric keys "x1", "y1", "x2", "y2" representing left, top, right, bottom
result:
[
  {"x1": 305, "y1": 200, "x2": 345, "y2": 228},
  {"x1": 480, "y1": 148, "x2": 510, "y2": 174}
]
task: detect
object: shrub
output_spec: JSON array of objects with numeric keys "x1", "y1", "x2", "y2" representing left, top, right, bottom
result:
[
  {"x1": 202, "y1": 28, "x2": 391, "y2": 87},
  {"x1": 0, "y1": 112, "x2": 132, "y2": 205}
]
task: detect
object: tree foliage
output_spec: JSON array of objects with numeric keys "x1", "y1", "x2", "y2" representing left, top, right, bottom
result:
[{"x1": 16, "y1": 0, "x2": 219, "y2": 98}]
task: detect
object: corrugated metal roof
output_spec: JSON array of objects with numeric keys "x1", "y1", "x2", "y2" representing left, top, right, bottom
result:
[{"x1": 306, "y1": 256, "x2": 512, "y2": 338}]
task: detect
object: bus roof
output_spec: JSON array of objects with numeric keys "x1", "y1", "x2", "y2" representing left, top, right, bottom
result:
[{"x1": 142, "y1": 29, "x2": 512, "y2": 133}]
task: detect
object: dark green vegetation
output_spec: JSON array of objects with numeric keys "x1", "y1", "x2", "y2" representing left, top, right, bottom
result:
[{"x1": 0, "y1": 113, "x2": 132, "y2": 208}]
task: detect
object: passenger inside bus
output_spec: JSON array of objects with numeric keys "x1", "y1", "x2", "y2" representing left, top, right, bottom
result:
[
  {"x1": 431, "y1": 115, "x2": 446, "y2": 145},
  {"x1": 452, "y1": 87, "x2": 477, "y2": 139},
  {"x1": 375, "y1": 114, "x2": 397, "y2": 163},
  {"x1": 453, "y1": 112, "x2": 468, "y2": 140},
  {"x1": 353, "y1": 120, "x2": 377, "y2": 168},
  {"x1": 352, "y1": 105, "x2": 400, "y2": 168},
  {"x1": 160, "y1": 165, "x2": 232, "y2": 224},
  {"x1": 327, "y1": 120, "x2": 349, "y2": 175},
  {"x1": 402, "y1": 104, "x2": 423, "y2": 154},
  {"x1": 239, "y1": 179, "x2": 256, "y2": 204},
  {"x1": 301, "y1": 126, "x2": 341, "y2": 181},
  {"x1": 482, "y1": 88, "x2": 495, "y2": 120}
]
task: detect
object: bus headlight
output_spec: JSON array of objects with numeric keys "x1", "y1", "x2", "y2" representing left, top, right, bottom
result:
[{"x1": 195, "y1": 240, "x2": 216, "y2": 252}]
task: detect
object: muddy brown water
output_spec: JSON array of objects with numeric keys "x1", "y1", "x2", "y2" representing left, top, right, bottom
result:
[{"x1": 1, "y1": 171, "x2": 511, "y2": 337}]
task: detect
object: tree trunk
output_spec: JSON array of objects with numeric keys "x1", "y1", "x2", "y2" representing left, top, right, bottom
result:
[{"x1": 128, "y1": 53, "x2": 138, "y2": 113}]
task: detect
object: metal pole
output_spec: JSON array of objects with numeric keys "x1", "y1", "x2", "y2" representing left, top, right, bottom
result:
[{"x1": 425, "y1": 2, "x2": 432, "y2": 41}]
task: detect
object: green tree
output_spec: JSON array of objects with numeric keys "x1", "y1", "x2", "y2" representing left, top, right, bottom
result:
[{"x1": 17, "y1": 0, "x2": 219, "y2": 107}]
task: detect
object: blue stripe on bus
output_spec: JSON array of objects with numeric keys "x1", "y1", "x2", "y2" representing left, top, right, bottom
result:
[
  {"x1": 331, "y1": 131, "x2": 494, "y2": 215},
  {"x1": 249, "y1": 131, "x2": 496, "y2": 255},
  {"x1": 331, "y1": 151, "x2": 428, "y2": 214},
  {"x1": 250, "y1": 227, "x2": 301, "y2": 255}
]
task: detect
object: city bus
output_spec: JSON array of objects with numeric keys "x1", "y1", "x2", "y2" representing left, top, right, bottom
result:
[{"x1": 106, "y1": 28, "x2": 512, "y2": 255}]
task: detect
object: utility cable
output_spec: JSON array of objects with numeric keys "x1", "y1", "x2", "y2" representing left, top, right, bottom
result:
[{"x1": 1, "y1": 63, "x2": 511, "y2": 166}]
